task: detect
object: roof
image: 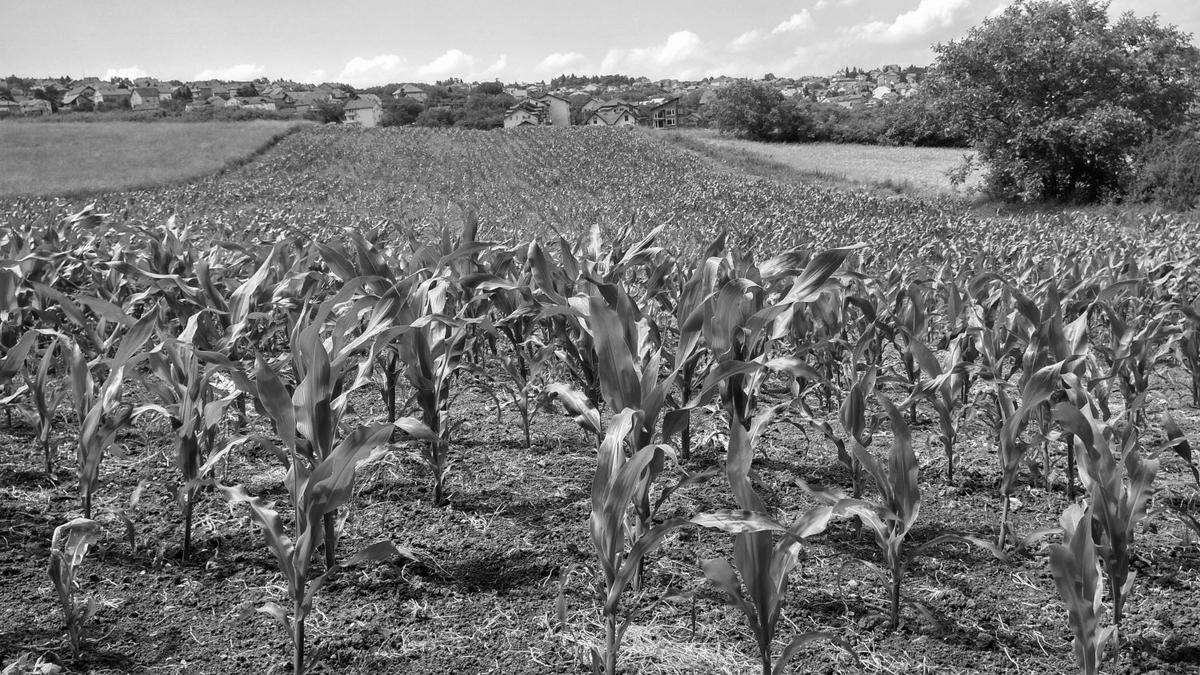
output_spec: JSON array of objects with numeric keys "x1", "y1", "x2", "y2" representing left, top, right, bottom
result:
[
  {"x1": 345, "y1": 97, "x2": 381, "y2": 110},
  {"x1": 133, "y1": 87, "x2": 160, "y2": 97}
]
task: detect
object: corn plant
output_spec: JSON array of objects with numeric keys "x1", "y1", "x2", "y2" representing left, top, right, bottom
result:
[
  {"x1": 240, "y1": 325, "x2": 379, "y2": 567},
  {"x1": 47, "y1": 517, "x2": 102, "y2": 658},
  {"x1": 1162, "y1": 412, "x2": 1200, "y2": 491},
  {"x1": 1049, "y1": 503, "x2": 1115, "y2": 675},
  {"x1": 1051, "y1": 402, "x2": 1158, "y2": 625},
  {"x1": 701, "y1": 506, "x2": 849, "y2": 675},
  {"x1": 670, "y1": 233, "x2": 727, "y2": 460},
  {"x1": 830, "y1": 395, "x2": 997, "y2": 631},
  {"x1": 391, "y1": 273, "x2": 490, "y2": 505},
  {"x1": 902, "y1": 334, "x2": 968, "y2": 482},
  {"x1": 219, "y1": 484, "x2": 403, "y2": 675},
  {"x1": 588, "y1": 408, "x2": 681, "y2": 674},
  {"x1": 136, "y1": 317, "x2": 240, "y2": 560},
  {"x1": 0, "y1": 329, "x2": 36, "y2": 428},
  {"x1": 28, "y1": 333, "x2": 69, "y2": 475},
  {"x1": 70, "y1": 311, "x2": 157, "y2": 518}
]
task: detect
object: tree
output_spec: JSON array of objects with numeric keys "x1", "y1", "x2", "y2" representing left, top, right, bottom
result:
[
  {"x1": 235, "y1": 83, "x2": 258, "y2": 98},
  {"x1": 306, "y1": 101, "x2": 345, "y2": 124},
  {"x1": 415, "y1": 106, "x2": 456, "y2": 127},
  {"x1": 382, "y1": 99, "x2": 424, "y2": 126},
  {"x1": 711, "y1": 80, "x2": 785, "y2": 140},
  {"x1": 926, "y1": 0, "x2": 1200, "y2": 202}
]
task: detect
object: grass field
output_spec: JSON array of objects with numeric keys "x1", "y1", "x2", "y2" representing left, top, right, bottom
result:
[
  {"x1": 0, "y1": 120, "x2": 305, "y2": 197},
  {"x1": 662, "y1": 129, "x2": 982, "y2": 197}
]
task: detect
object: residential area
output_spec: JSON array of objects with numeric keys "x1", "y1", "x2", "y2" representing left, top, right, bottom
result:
[{"x1": 0, "y1": 64, "x2": 925, "y2": 130}]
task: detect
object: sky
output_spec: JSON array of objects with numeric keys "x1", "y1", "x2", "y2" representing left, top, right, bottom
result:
[{"x1": 3, "y1": 1, "x2": 1199, "y2": 86}]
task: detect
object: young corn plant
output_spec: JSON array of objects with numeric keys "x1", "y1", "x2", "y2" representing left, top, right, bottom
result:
[
  {"x1": 391, "y1": 272, "x2": 491, "y2": 506},
  {"x1": 701, "y1": 506, "x2": 850, "y2": 675},
  {"x1": 29, "y1": 334, "x2": 70, "y2": 475},
  {"x1": 830, "y1": 395, "x2": 998, "y2": 631},
  {"x1": 0, "y1": 329, "x2": 37, "y2": 428},
  {"x1": 902, "y1": 334, "x2": 969, "y2": 483},
  {"x1": 137, "y1": 318, "x2": 240, "y2": 560},
  {"x1": 1052, "y1": 402, "x2": 1158, "y2": 626},
  {"x1": 222, "y1": 345, "x2": 406, "y2": 674},
  {"x1": 588, "y1": 408, "x2": 682, "y2": 675},
  {"x1": 47, "y1": 517, "x2": 102, "y2": 659},
  {"x1": 70, "y1": 311, "x2": 157, "y2": 518},
  {"x1": 1049, "y1": 503, "x2": 1115, "y2": 675}
]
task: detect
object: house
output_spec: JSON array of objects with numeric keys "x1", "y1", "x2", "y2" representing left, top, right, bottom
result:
[
  {"x1": 94, "y1": 88, "x2": 132, "y2": 107},
  {"x1": 503, "y1": 93, "x2": 571, "y2": 128},
  {"x1": 503, "y1": 87, "x2": 529, "y2": 100},
  {"x1": 504, "y1": 99, "x2": 547, "y2": 128},
  {"x1": 316, "y1": 83, "x2": 350, "y2": 100},
  {"x1": 392, "y1": 84, "x2": 427, "y2": 102},
  {"x1": 61, "y1": 85, "x2": 96, "y2": 109},
  {"x1": 585, "y1": 100, "x2": 640, "y2": 127},
  {"x1": 0, "y1": 100, "x2": 20, "y2": 117},
  {"x1": 229, "y1": 96, "x2": 276, "y2": 111},
  {"x1": 643, "y1": 97, "x2": 679, "y2": 130},
  {"x1": 19, "y1": 98, "x2": 52, "y2": 115},
  {"x1": 344, "y1": 94, "x2": 383, "y2": 127},
  {"x1": 130, "y1": 87, "x2": 161, "y2": 107},
  {"x1": 530, "y1": 93, "x2": 570, "y2": 126},
  {"x1": 581, "y1": 97, "x2": 604, "y2": 115}
]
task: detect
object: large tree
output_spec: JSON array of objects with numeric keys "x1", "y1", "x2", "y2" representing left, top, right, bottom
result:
[{"x1": 926, "y1": 0, "x2": 1199, "y2": 202}]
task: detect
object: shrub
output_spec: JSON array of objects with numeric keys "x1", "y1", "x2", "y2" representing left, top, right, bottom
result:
[{"x1": 1129, "y1": 124, "x2": 1200, "y2": 210}]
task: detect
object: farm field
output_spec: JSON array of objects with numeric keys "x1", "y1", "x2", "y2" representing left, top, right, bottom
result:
[
  {"x1": 662, "y1": 129, "x2": 981, "y2": 197},
  {"x1": 1, "y1": 125, "x2": 1199, "y2": 675},
  {"x1": 0, "y1": 121, "x2": 305, "y2": 198}
]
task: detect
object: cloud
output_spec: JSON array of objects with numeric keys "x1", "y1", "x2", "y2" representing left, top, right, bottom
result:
[
  {"x1": 815, "y1": 0, "x2": 857, "y2": 9},
  {"x1": 729, "y1": 29, "x2": 764, "y2": 51},
  {"x1": 103, "y1": 66, "x2": 147, "y2": 81},
  {"x1": 193, "y1": 63, "x2": 267, "y2": 81},
  {"x1": 850, "y1": 0, "x2": 972, "y2": 43},
  {"x1": 339, "y1": 54, "x2": 406, "y2": 84},
  {"x1": 538, "y1": 51, "x2": 588, "y2": 73},
  {"x1": 601, "y1": 30, "x2": 704, "y2": 77},
  {"x1": 485, "y1": 54, "x2": 508, "y2": 75},
  {"x1": 773, "y1": 10, "x2": 814, "y2": 34},
  {"x1": 419, "y1": 49, "x2": 476, "y2": 78}
]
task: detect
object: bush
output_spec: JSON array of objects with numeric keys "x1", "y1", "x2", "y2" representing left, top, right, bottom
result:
[{"x1": 1129, "y1": 125, "x2": 1200, "y2": 210}]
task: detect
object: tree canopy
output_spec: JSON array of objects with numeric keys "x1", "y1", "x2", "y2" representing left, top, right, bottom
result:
[{"x1": 926, "y1": 0, "x2": 1200, "y2": 202}]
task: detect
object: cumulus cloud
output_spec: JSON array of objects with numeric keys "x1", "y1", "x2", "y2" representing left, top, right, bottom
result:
[
  {"x1": 773, "y1": 10, "x2": 814, "y2": 34},
  {"x1": 419, "y1": 49, "x2": 476, "y2": 78},
  {"x1": 601, "y1": 30, "x2": 704, "y2": 77},
  {"x1": 339, "y1": 54, "x2": 406, "y2": 84},
  {"x1": 538, "y1": 51, "x2": 588, "y2": 72},
  {"x1": 485, "y1": 54, "x2": 508, "y2": 75},
  {"x1": 729, "y1": 29, "x2": 764, "y2": 51},
  {"x1": 103, "y1": 65, "x2": 147, "y2": 81},
  {"x1": 850, "y1": 0, "x2": 972, "y2": 43},
  {"x1": 194, "y1": 63, "x2": 267, "y2": 81}
]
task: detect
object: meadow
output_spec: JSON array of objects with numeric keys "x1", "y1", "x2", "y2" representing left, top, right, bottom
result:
[
  {"x1": 663, "y1": 129, "x2": 982, "y2": 197},
  {"x1": 0, "y1": 120, "x2": 304, "y2": 197},
  {"x1": 0, "y1": 124, "x2": 1198, "y2": 675}
]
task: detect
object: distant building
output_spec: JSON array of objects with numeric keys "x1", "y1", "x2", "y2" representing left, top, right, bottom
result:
[
  {"x1": 585, "y1": 100, "x2": 640, "y2": 127},
  {"x1": 130, "y1": 87, "x2": 161, "y2": 107},
  {"x1": 392, "y1": 84, "x2": 427, "y2": 102},
  {"x1": 344, "y1": 94, "x2": 383, "y2": 127},
  {"x1": 503, "y1": 93, "x2": 570, "y2": 128},
  {"x1": 644, "y1": 98, "x2": 680, "y2": 129}
]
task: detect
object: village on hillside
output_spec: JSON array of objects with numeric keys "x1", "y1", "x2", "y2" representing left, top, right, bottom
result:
[{"x1": 0, "y1": 65, "x2": 925, "y2": 129}]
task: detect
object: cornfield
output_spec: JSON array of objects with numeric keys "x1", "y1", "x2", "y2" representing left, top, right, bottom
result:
[{"x1": 0, "y1": 125, "x2": 1198, "y2": 674}]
